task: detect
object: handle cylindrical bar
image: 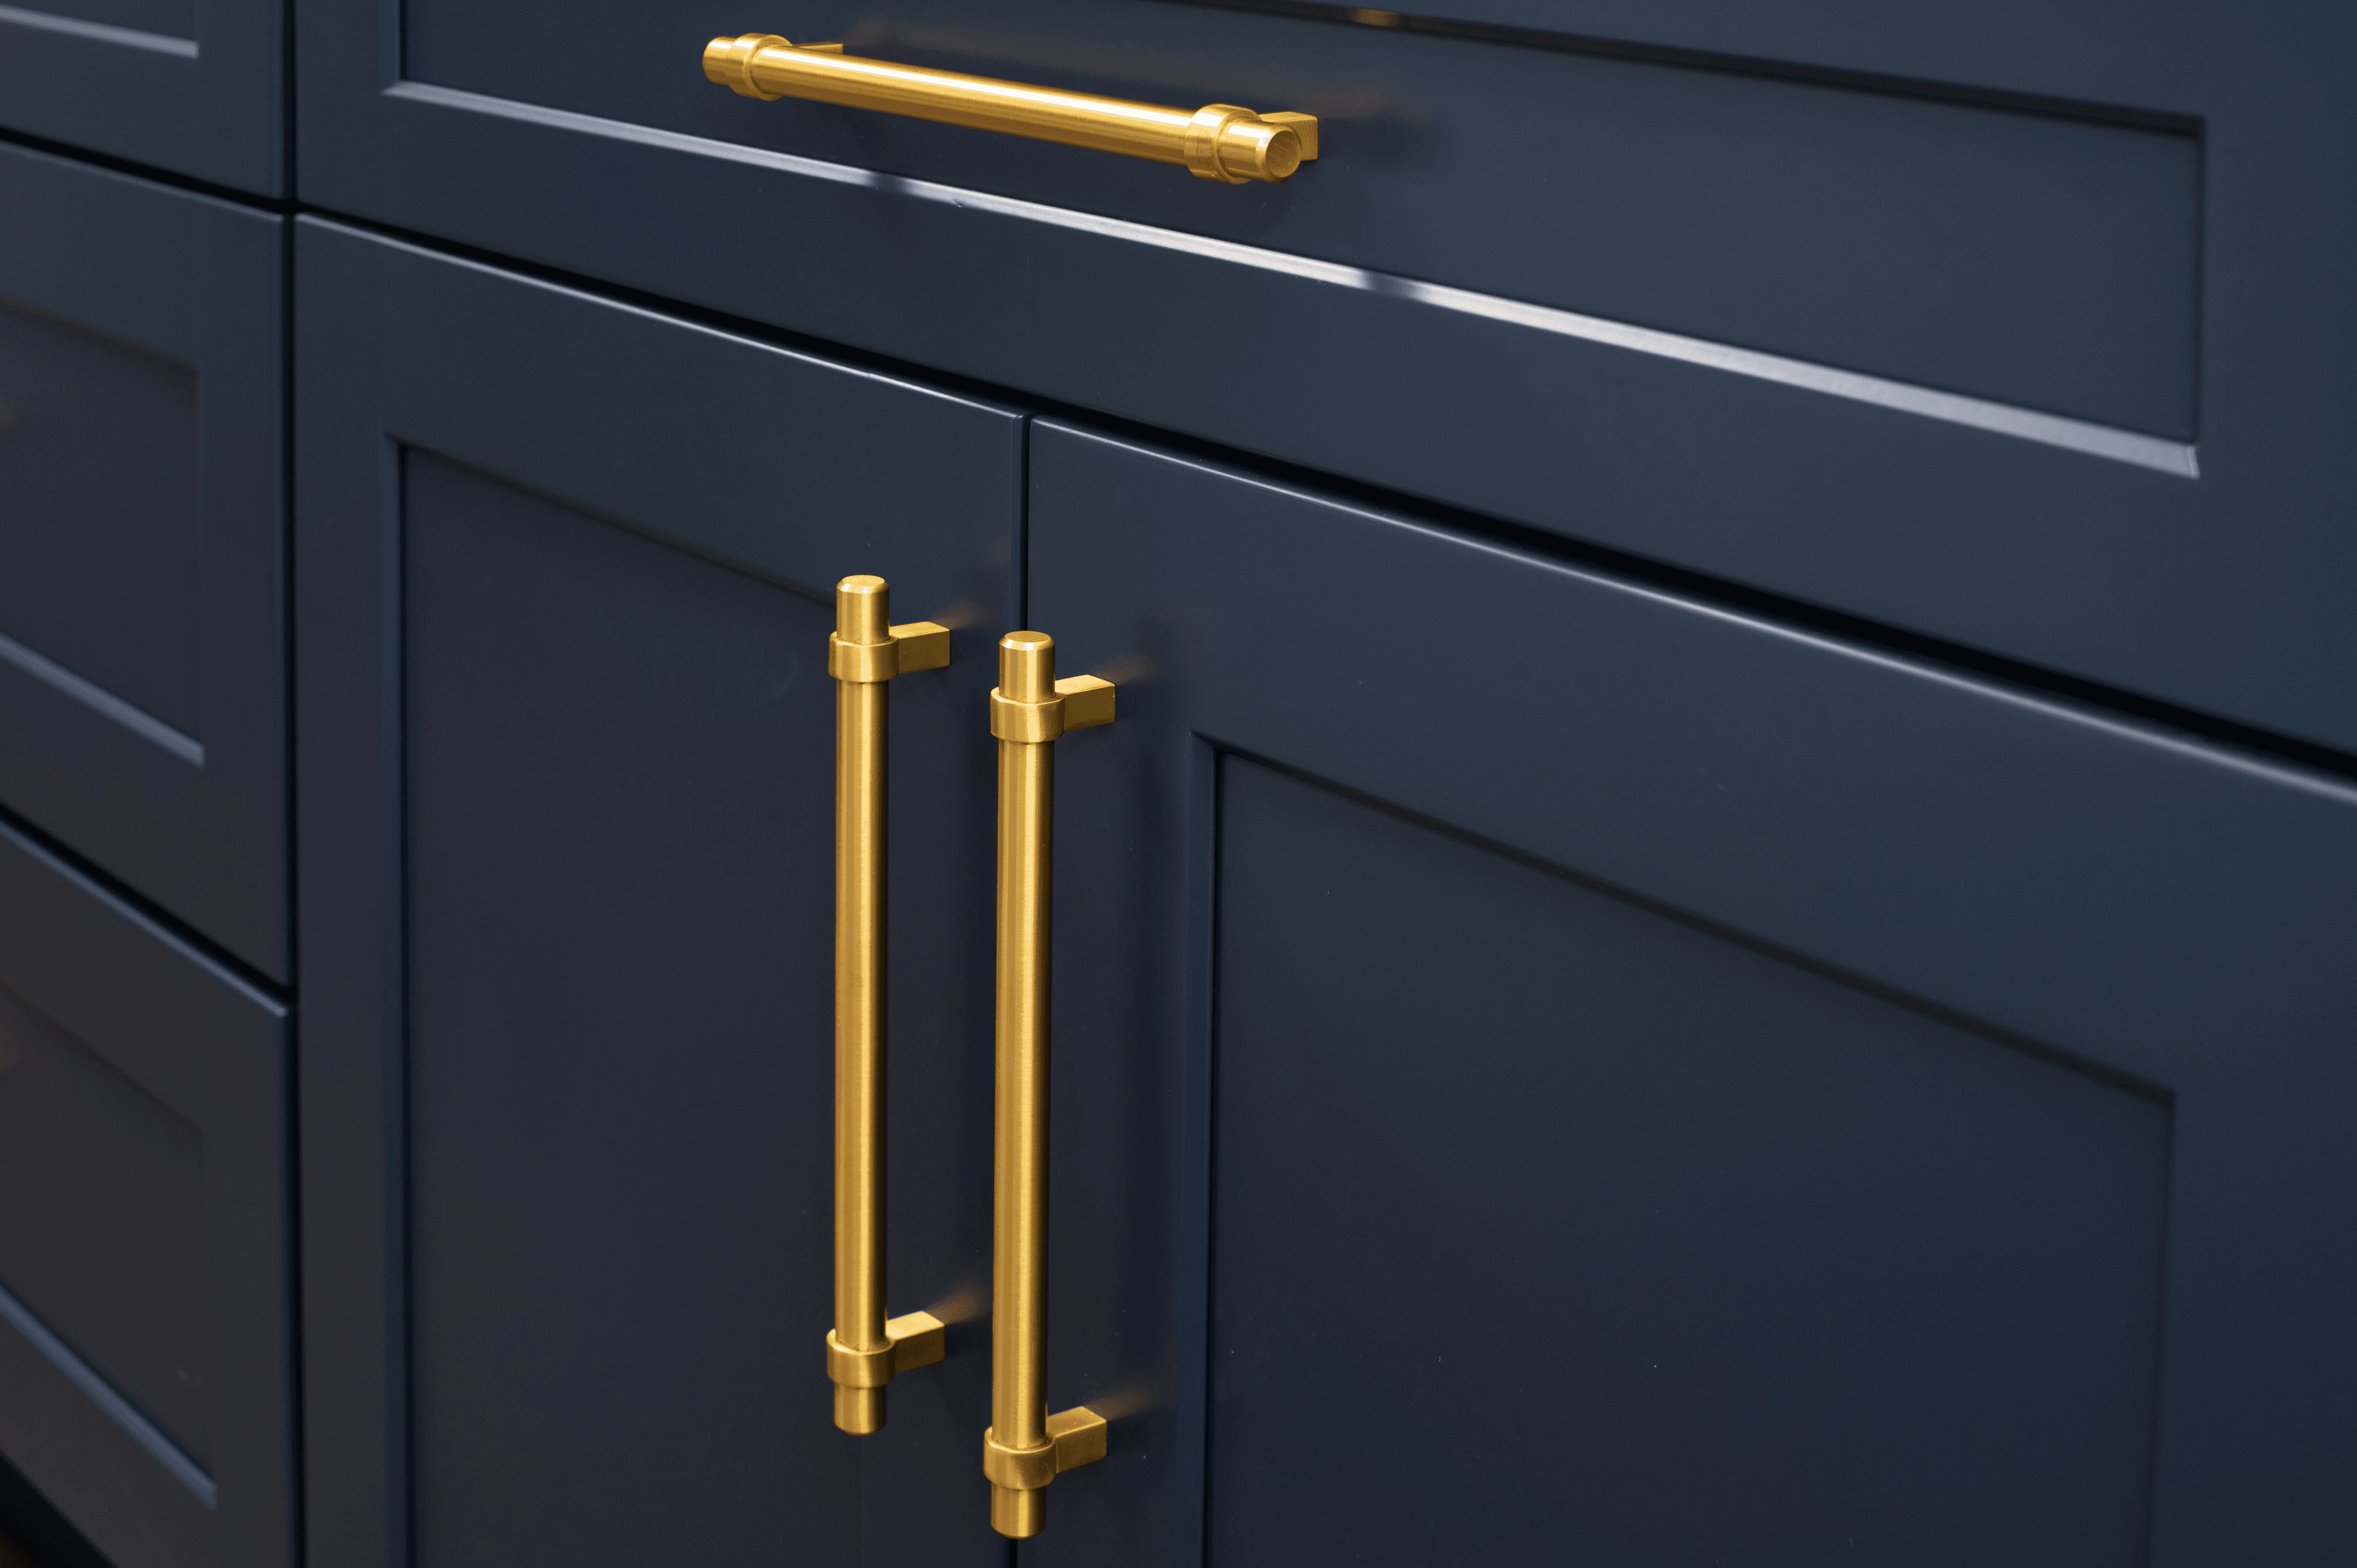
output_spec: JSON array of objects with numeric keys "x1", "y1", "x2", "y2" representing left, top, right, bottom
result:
[
  {"x1": 991, "y1": 631, "x2": 1056, "y2": 1538},
  {"x1": 705, "y1": 33, "x2": 1312, "y2": 184},
  {"x1": 834, "y1": 576, "x2": 892, "y2": 1434}
]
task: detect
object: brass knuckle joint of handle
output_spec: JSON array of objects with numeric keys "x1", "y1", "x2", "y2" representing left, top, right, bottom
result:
[
  {"x1": 827, "y1": 576, "x2": 952, "y2": 1435},
  {"x1": 985, "y1": 631, "x2": 1114, "y2": 1539},
  {"x1": 705, "y1": 32, "x2": 1320, "y2": 184}
]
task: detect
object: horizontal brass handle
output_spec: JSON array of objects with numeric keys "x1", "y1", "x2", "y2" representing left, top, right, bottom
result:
[{"x1": 705, "y1": 33, "x2": 1320, "y2": 185}]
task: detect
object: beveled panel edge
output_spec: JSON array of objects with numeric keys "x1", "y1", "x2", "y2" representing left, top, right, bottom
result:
[
  {"x1": 0, "y1": 1278, "x2": 215, "y2": 1507},
  {"x1": 0, "y1": 630, "x2": 206, "y2": 767}
]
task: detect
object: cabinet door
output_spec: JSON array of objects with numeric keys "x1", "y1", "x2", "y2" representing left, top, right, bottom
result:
[
  {"x1": 0, "y1": 817, "x2": 292, "y2": 1568},
  {"x1": 295, "y1": 219, "x2": 1020, "y2": 1568},
  {"x1": 0, "y1": 0, "x2": 283, "y2": 194},
  {"x1": 0, "y1": 143, "x2": 287, "y2": 978},
  {"x1": 1023, "y1": 422, "x2": 2357, "y2": 1566},
  {"x1": 296, "y1": 0, "x2": 2357, "y2": 751}
]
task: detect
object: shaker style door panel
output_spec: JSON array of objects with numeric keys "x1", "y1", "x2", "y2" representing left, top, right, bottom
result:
[
  {"x1": 0, "y1": 0, "x2": 284, "y2": 195},
  {"x1": 1207, "y1": 763, "x2": 2169, "y2": 1566},
  {"x1": 294, "y1": 218, "x2": 1016, "y2": 1568},
  {"x1": 1022, "y1": 421, "x2": 2357, "y2": 1566},
  {"x1": 297, "y1": 0, "x2": 2357, "y2": 751},
  {"x1": 0, "y1": 143, "x2": 288, "y2": 979},
  {"x1": 0, "y1": 816, "x2": 292, "y2": 1568}
]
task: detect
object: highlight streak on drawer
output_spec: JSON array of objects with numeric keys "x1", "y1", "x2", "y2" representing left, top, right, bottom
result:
[{"x1": 387, "y1": 82, "x2": 2201, "y2": 479}]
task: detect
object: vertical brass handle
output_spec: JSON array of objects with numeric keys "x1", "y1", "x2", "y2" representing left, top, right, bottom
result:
[
  {"x1": 826, "y1": 575, "x2": 952, "y2": 1433},
  {"x1": 981, "y1": 631, "x2": 1114, "y2": 1538}
]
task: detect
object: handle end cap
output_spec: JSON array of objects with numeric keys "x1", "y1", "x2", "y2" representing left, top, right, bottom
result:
[{"x1": 706, "y1": 34, "x2": 790, "y2": 98}]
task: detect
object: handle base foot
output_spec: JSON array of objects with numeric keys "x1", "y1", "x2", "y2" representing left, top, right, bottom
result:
[
  {"x1": 991, "y1": 1485, "x2": 1044, "y2": 1539},
  {"x1": 827, "y1": 1310, "x2": 950, "y2": 1434},
  {"x1": 835, "y1": 1385, "x2": 884, "y2": 1435},
  {"x1": 984, "y1": 1405, "x2": 1109, "y2": 1535}
]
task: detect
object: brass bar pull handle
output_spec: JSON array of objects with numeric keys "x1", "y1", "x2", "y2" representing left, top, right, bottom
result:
[
  {"x1": 704, "y1": 32, "x2": 1320, "y2": 185},
  {"x1": 826, "y1": 575, "x2": 952, "y2": 1434},
  {"x1": 981, "y1": 631, "x2": 1113, "y2": 1539}
]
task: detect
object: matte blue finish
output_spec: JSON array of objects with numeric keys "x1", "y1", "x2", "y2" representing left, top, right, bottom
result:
[
  {"x1": 294, "y1": 219, "x2": 1020, "y2": 1568},
  {"x1": 399, "y1": 455, "x2": 873, "y2": 1566},
  {"x1": 295, "y1": 0, "x2": 2357, "y2": 752},
  {"x1": 1024, "y1": 420, "x2": 2357, "y2": 1566},
  {"x1": 0, "y1": 0, "x2": 286, "y2": 195},
  {"x1": 33, "y1": 0, "x2": 193, "y2": 34},
  {"x1": 1212, "y1": 758, "x2": 2167, "y2": 1564},
  {"x1": 408, "y1": 1, "x2": 2199, "y2": 439},
  {"x1": 0, "y1": 981, "x2": 209, "y2": 1469},
  {"x1": 0, "y1": 815, "x2": 292, "y2": 1568},
  {"x1": 0, "y1": 142, "x2": 289, "y2": 979},
  {"x1": 0, "y1": 304, "x2": 201, "y2": 740},
  {"x1": 0, "y1": 0, "x2": 2343, "y2": 1564}
]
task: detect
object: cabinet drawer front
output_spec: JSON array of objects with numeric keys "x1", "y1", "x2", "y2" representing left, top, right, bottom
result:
[
  {"x1": 1024, "y1": 419, "x2": 2357, "y2": 1566},
  {"x1": 0, "y1": 0, "x2": 284, "y2": 195},
  {"x1": 299, "y1": 1, "x2": 2357, "y2": 752},
  {"x1": 0, "y1": 819, "x2": 290, "y2": 1568},
  {"x1": 0, "y1": 144, "x2": 288, "y2": 979},
  {"x1": 295, "y1": 219, "x2": 1018, "y2": 1568}
]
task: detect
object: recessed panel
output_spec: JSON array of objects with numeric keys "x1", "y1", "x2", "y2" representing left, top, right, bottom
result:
[
  {"x1": 1209, "y1": 757, "x2": 2169, "y2": 1566},
  {"x1": 401, "y1": 453, "x2": 852, "y2": 1568},
  {"x1": 0, "y1": 299, "x2": 201, "y2": 741},
  {"x1": 0, "y1": 985, "x2": 208, "y2": 1470}
]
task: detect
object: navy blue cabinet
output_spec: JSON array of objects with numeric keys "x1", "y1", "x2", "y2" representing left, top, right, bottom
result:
[
  {"x1": 0, "y1": 817, "x2": 292, "y2": 1568},
  {"x1": 295, "y1": 0, "x2": 2357, "y2": 752},
  {"x1": 287, "y1": 238, "x2": 2357, "y2": 1560},
  {"x1": 0, "y1": 0, "x2": 285, "y2": 195},
  {"x1": 0, "y1": 142, "x2": 289, "y2": 981},
  {"x1": 0, "y1": 2, "x2": 2349, "y2": 1564},
  {"x1": 1023, "y1": 422, "x2": 2357, "y2": 1565},
  {"x1": 294, "y1": 219, "x2": 1020, "y2": 1568}
]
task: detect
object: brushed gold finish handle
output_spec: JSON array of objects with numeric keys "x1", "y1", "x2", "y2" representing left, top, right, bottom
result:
[
  {"x1": 826, "y1": 574, "x2": 952, "y2": 1434},
  {"x1": 982, "y1": 631, "x2": 1114, "y2": 1538},
  {"x1": 705, "y1": 32, "x2": 1320, "y2": 185}
]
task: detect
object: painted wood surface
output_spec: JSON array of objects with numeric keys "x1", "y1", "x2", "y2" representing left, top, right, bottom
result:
[
  {"x1": 0, "y1": 818, "x2": 290, "y2": 1568},
  {"x1": 296, "y1": 0, "x2": 2357, "y2": 753},
  {"x1": 1026, "y1": 419, "x2": 2357, "y2": 1566},
  {"x1": 0, "y1": 142, "x2": 288, "y2": 980},
  {"x1": 0, "y1": 0, "x2": 284, "y2": 195},
  {"x1": 294, "y1": 218, "x2": 1022, "y2": 1568}
]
